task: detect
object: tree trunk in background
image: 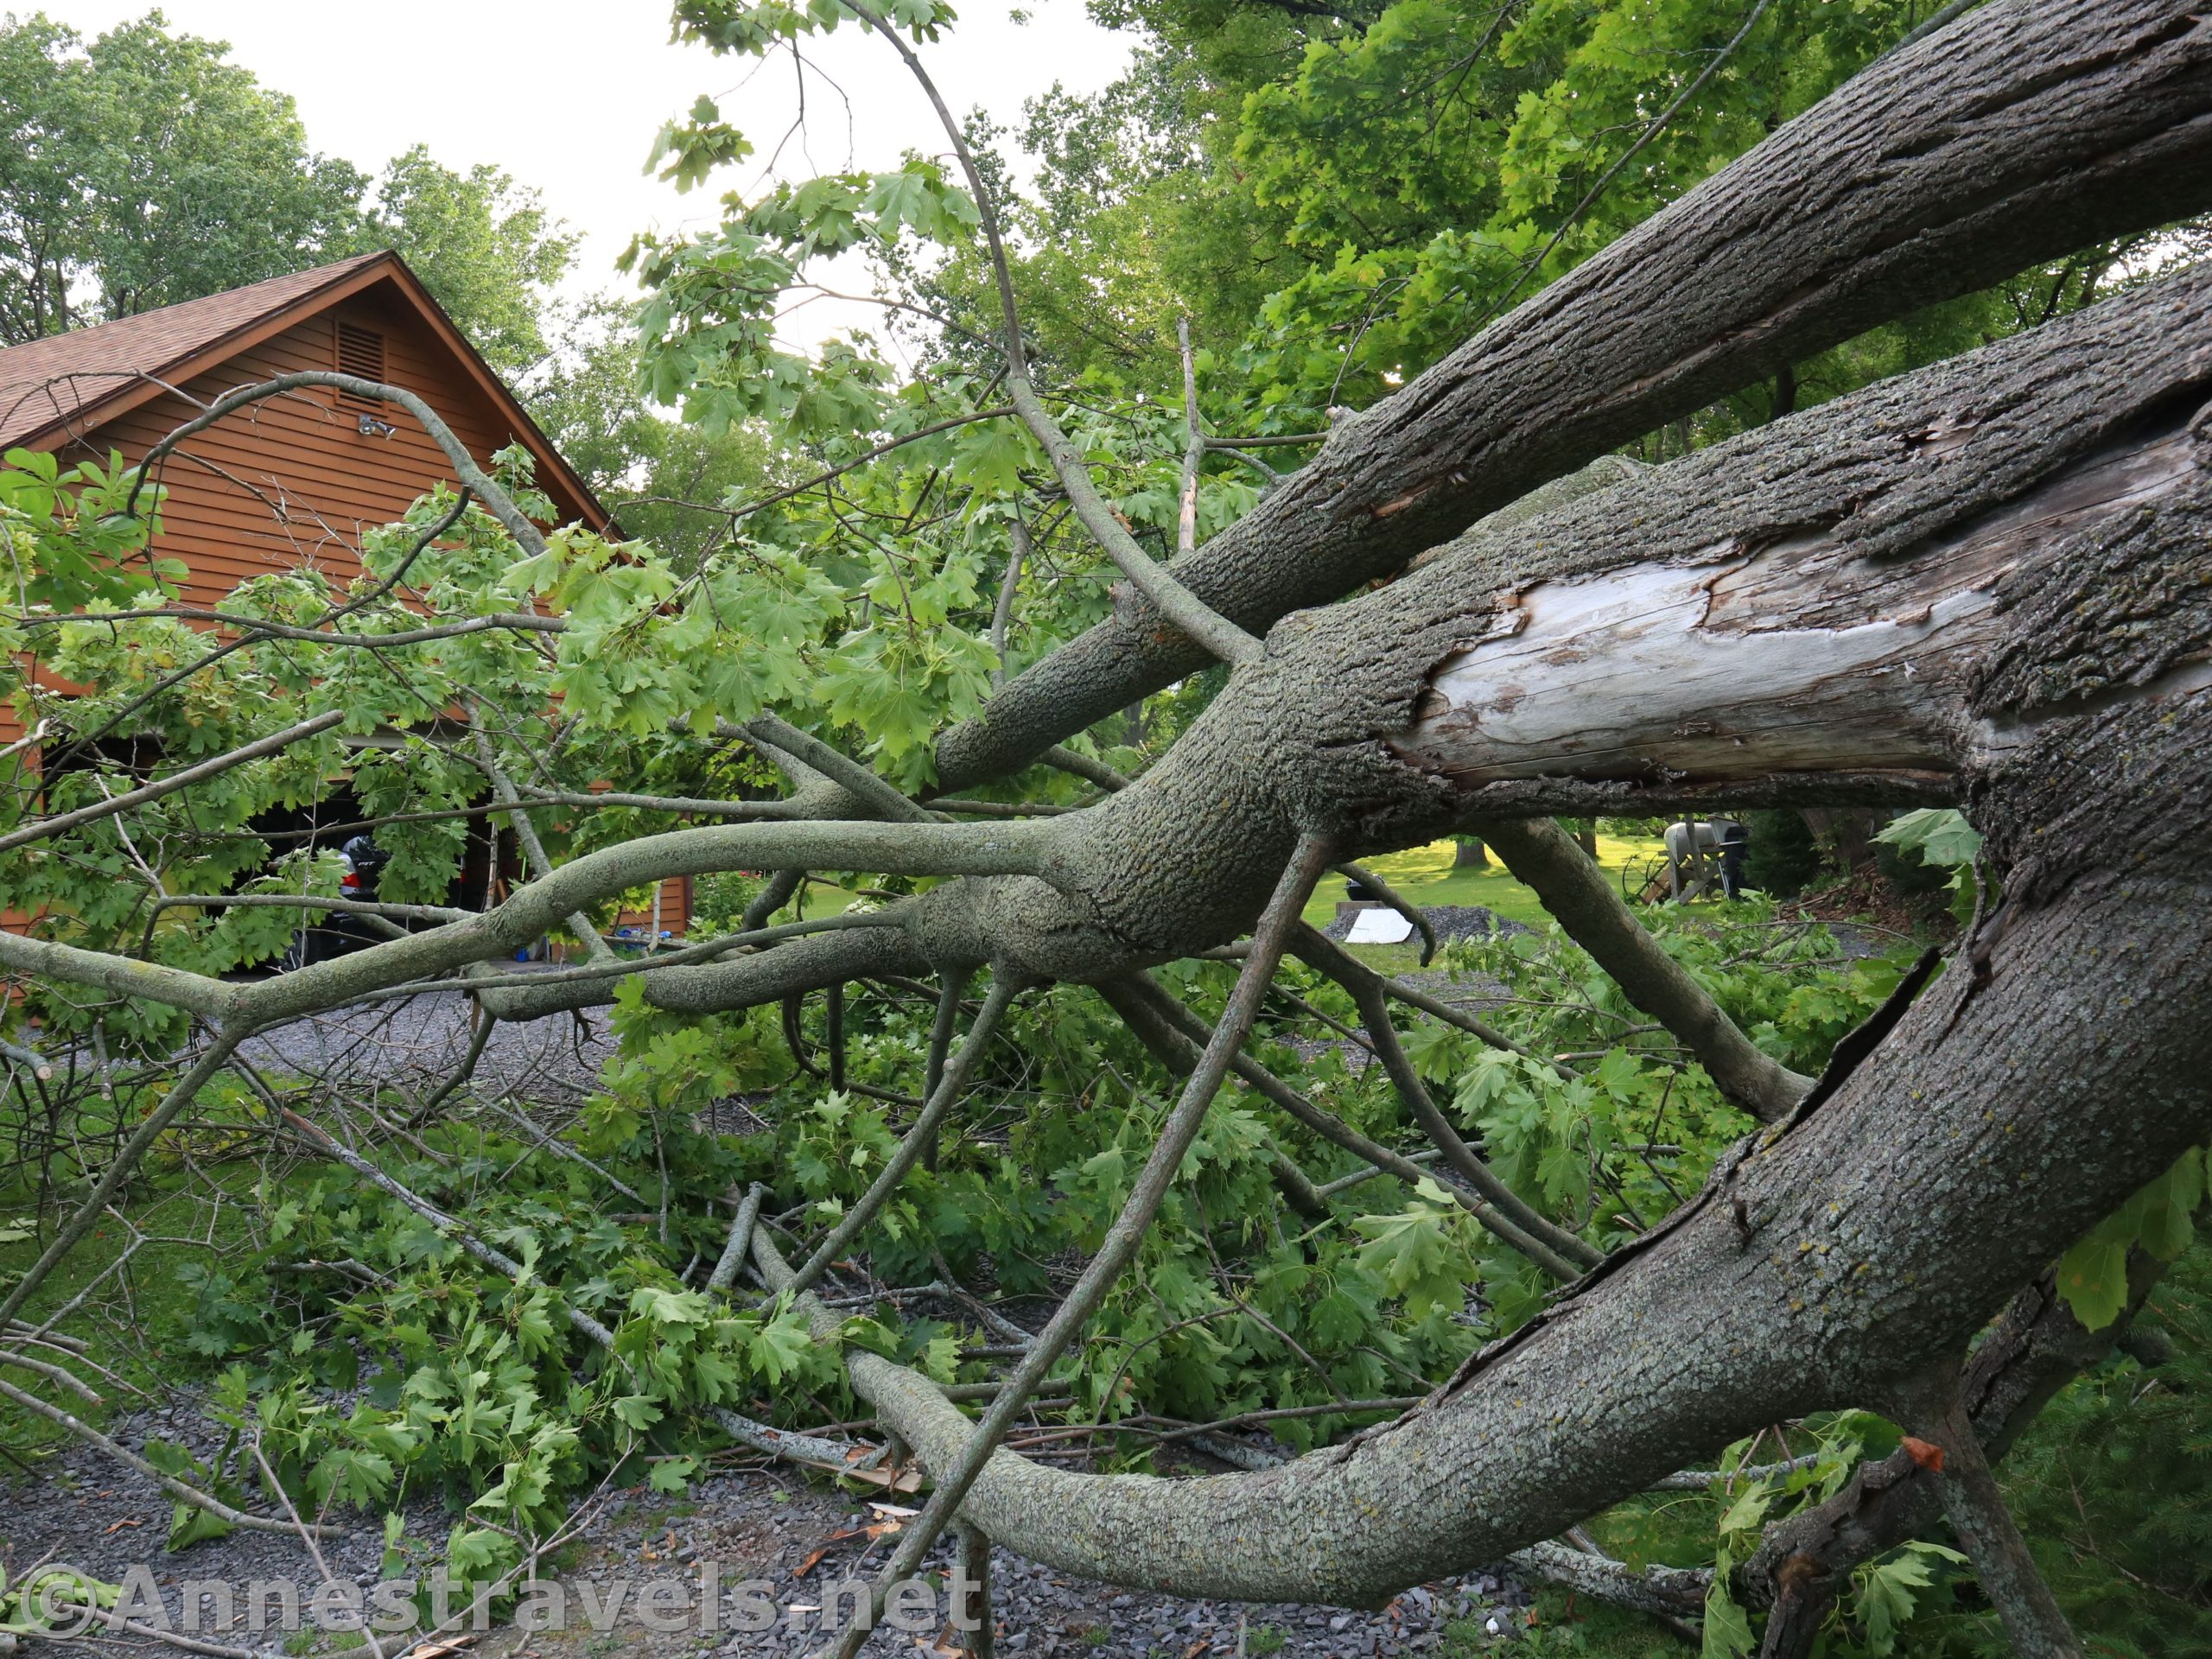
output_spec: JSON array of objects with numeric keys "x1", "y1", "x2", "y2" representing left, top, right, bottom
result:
[
  {"x1": 1800, "y1": 807, "x2": 1883, "y2": 872},
  {"x1": 1452, "y1": 836, "x2": 1488, "y2": 869}
]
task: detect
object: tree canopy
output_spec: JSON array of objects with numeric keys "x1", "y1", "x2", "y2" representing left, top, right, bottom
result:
[{"x1": 0, "y1": 9, "x2": 575, "y2": 374}]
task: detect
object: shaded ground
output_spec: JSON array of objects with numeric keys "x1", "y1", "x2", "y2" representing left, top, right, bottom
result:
[
  {"x1": 5, "y1": 1401, "x2": 1527, "y2": 1658},
  {"x1": 239, "y1": 977, "x2": 619, "y2": 1105}
]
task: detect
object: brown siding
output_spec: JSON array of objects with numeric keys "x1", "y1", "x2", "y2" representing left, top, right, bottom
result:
[
  {"x1": 49, "y1": 294, "x2": 522, "y2": 610},
  {"x1": 7, "y1": 291, "x2": 689, "y2": 936}
]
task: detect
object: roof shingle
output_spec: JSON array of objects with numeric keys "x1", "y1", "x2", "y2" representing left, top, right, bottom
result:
[{"x1": 0, "y1": 253, "x2": 388, "y2": 451}]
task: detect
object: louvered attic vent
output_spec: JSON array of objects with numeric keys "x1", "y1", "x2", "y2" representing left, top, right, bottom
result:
[{"x1": 334, "y1": 321, "x2": 387, "y2": 409}]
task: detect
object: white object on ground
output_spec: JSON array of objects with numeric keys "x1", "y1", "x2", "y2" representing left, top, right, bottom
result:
[{"x1": 1345, "y1": 907, "x2": 1416, "y2": 944}]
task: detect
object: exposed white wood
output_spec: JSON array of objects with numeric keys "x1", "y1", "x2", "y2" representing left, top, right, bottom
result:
[
  {"x1": 1345, "y1": 907, "x2": 1416, "y2": 944},
  {"x1": 1403, "y1": 425, "x2": 2200, "y2": 791},
  {"x1": 1410, "y1": 557, "x2": 1999, "y2": 785}
]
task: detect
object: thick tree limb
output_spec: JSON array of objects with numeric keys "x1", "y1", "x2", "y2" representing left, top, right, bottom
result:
[
  {"x1": 727, "y1": 725, "x2": 2210, "y2": 1605},
  {"x1": 934, "y1": 0, "x2": 2212, "y2": 790},
  {"x1": 1474, "y1": 820, "x2": 1810, "y2": 1121},
  {"x1": 15, "y1": 264, "x2": 2212, "y2": 1070}
]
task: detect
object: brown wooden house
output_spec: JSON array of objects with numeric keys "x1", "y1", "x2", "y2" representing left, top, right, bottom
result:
[{"x1": 0, "y1": 251, "x2": 691, "y2": 938}]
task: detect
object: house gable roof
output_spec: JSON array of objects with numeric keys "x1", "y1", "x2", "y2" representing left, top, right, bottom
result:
[{"x1": 0, "y1": 251, "x2": 609, "y2": 531}]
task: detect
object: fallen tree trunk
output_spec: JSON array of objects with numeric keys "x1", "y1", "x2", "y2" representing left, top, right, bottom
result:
[
  {"x1": 934, "y1": 0, "x2": 2212, "y2": 792},
  {"x1": 400, "y1": 251, "x2": 2212, "y2": 1033},
  {"x1": 752, "y1": 821, "x2": 2208, "y2": 1604},
  {"x1": 670, "y1": 264, "x2": 2212, "y2": 1606}
]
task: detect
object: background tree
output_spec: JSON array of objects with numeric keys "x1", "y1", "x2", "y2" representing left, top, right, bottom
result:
[
  {"x1": 525, "y1": 295, "x2": 776, "y2": 568},
  {"x1": 0, "y1": 10, "x2": 365, "y2": 343},
  {"x1": 0, "y1": 10, "x2": 575, "y2": 372},
  {"x1": 360, "y1": 145, "x2": 579, "y2": 378}
]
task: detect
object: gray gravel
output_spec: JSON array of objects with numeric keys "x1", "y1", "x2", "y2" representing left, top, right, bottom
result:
[
  {"x1": 4, "y1": 1400, "x2": 1527, "y2": 1658},
  {"x1": 239, "y1": 977, "x2": 618, "y2": 1107}
]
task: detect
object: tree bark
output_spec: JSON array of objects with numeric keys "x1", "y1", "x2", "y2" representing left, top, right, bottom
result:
[
  {"x1": 1904, "y1": 1373, "x2": 2085, "y2": 1657},
  {"x1": 933, "y1": 0, "x2": 2212, "y2": 792},
  {"x1": 1744, "y1": 1249, "x2": 2177, "y2": 1657}
]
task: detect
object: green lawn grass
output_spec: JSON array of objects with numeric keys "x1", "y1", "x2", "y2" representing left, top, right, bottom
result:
[
  {"x1": 1306, "y1": 834, "x2": 1669, "y2": 933},
  {"x1": 0, "y1": 1138, "x2": 268, "y2": 1453}
]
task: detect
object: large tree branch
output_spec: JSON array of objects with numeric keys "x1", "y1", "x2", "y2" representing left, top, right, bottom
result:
[
  {"x1": 24, "y1": 262, "x2": 2209, "y2": 1049},
  {"x1": 933, "y1": 0, "x2": 2212, "y2": 791},
  {"x1": 732, "y1": 803, "x2": 2210, "y2": 1604},
  {"x1": 1473, "y1": 819, "x2": 1810, "y2": 1121}
]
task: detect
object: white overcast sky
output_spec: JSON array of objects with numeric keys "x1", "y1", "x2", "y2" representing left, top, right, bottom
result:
[{"x1": 47, "y1": 0, "x2": 1135, "y2": 352}]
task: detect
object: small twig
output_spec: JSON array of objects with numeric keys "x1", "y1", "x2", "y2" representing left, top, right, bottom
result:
[
  {"x1": 778, "y1": 976, "x2": 1021, "y2": 1303},
  {"x1": 250, "y1": 1434, "x2": 389, "y2": 1659}
]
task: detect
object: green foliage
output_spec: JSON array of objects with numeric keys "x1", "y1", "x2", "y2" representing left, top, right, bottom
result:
[
  {"x1": 525, "y1": 296, "x2": 773, "y2": 571},
  {"x1": 0, "y1": 11, "x2": 570, "y2": 367},
  {"x1": 1852, "y1": 1541, "x2": 1970, "y2": 1656},
  {"x1": 0, "y1": 447, "x2": 182, "y2": 613},
  {"x1": 2056, "y1": 1148, "x2": 2205, "y2": 1331},
  {"x1": 1873, "y1": 809, "x2": 1983, "y2": 873},
  {"x1": 1741, "y1": 810, "x2": 1821, "y2": 899}
]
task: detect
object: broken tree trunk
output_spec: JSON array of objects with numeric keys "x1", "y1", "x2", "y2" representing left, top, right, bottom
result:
[{"x1": 933, "y1": 0, "x2": 2212, "y2": 791}]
